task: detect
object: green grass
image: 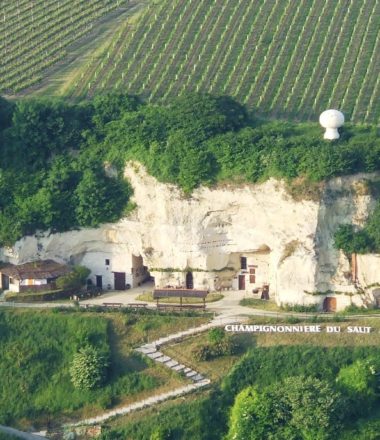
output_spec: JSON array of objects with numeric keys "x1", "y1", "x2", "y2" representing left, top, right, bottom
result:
[
  {"x1": 0, "y1": 308, "x2": 208, "y2": 428},
  {"x1": 100, "y1": 318, "x2": 380, "y2": 440},
  {"x1": 136, "y1": 291, "x2": 223, "y2": 304},
  {"x1": 163, "y1": 317, "x2": 380, "y2": 382},
  {"x1": 0, "y1": 432, "x2": 18, "y2": 440},
  {"x1": 66, "y1": 0, "x2": 380, "y2": 124},
  {"x1": 239, "y1": 298, "x2": 281, "y2": 312},
  {"x1": 100, "y1": 392, "x2": 212, "y2": 440}
]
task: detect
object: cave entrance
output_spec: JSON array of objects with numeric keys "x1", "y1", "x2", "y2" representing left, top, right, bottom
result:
[
  {"x1": 186, "y1": 272, "x2": 194, "y2": 289},
  {"x1": 131, "y1": 255, "x2": 150, "y2": 287},
  {"x1": 373, "y1": 289, "x2": 380, "y2": 308},
  {"x1": 323, "y1": 297, "x2": 337, "y2": 312},
  {"x1": 230, "y1": 247, "x2": 271, "y2": 293}
]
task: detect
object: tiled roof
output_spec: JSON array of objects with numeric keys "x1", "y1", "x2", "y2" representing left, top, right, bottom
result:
[{"x1": 0, "y1": 259, "x2": 72, "y2": 280}]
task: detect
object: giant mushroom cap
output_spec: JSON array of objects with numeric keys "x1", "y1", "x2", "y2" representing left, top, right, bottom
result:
[{"x1": 319, "y1": 109, "x2": 345, "y2": 128}]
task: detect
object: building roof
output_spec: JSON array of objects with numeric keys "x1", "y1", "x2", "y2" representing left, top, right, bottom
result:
[
  {"x1": 0, "y1": 260, "x2": 72, "y2": 280},
  {"x1": 153, "y1": 288, "x2": 208, "y2": 299}
]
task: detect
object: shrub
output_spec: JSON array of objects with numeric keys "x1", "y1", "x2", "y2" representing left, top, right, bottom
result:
[
  {"x1": 192, "y1": 344, "x2": 214, "y2": 362},
  {"x1": 56, "y1": 265, "x2": 90, "y2": 290},
  {"x1": 192, "y1": 337, "x2": 239, "y2": 361},
  {"x1": 70, "y1": 345, "x2": 109, "y2": 390},
  {"x1": 208, "y1": 327, "x2": 226, "y2": 344}
]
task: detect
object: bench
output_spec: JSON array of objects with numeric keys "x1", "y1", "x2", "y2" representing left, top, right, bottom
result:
[
  {"x1": 127, "y1": 303, "x2": 148, "y2": 309},
  {"x1": 102, "y1": 302, "x2": 123, "y2": 308}
]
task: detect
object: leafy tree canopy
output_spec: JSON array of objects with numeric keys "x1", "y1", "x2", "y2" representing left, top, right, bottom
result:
[
  {"x1": 227, "y1": 376, "x2": 345, "y2": 440},
  {"x1": 0, "y1": 93, "x2": 379, "y2": 247}
]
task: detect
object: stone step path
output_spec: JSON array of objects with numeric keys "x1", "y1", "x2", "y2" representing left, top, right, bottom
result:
[
  {"x1": 68, "y1": 317, "x2": 238, "y2": 427},
  {"x1": 70, "y1": 380, "x2": 210, "y2": 426}
]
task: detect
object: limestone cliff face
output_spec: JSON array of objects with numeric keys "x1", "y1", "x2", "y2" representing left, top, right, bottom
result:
[{"x1": 1, "y1": 163, "x2": 379, "y2": 310}]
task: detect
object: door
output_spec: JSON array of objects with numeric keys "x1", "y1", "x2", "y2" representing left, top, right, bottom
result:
[
  {"x1": 114, "y1": 272, "x2": 126, "y2": 290},
  {"x1": 186, "y1": 272, "x2": 193, "y2": 289},
  {"x1": 96, "y1": 275, "x2": 103, "y2": 289},
  {"x1": 238, "y1": 275, "x2": 245, "y2": 290},
  {"x1": 261, "y1": 284, "x2": 270, "y2": 300},
  {"x1": 323, "y1": 297, "x2": 336, "y2": 312},
  {"x1": 1, "y1": 274, "x2": 9, "y2": 290}
]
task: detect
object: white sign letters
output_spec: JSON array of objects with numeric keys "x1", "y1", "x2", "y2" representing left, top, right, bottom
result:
[{"x1": 224, "y1": 324, "x2": 372, "y2": 334}]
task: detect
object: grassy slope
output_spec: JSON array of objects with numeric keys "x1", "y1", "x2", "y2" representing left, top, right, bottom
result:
[
  {"x1": 164, "y1": 317, "x2": 380, "y2": 382},
  {"x1": 65, "y1": 0, "x2": 380, "y2": 123},
  {"x1": 0, "y1": 308, "x2": 208, "y2": 428},
  {"x1": 101, "y1": 317, "x2": 380, "y2": 439}
]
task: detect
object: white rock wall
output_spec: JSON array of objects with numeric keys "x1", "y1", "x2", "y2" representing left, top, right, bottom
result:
[{"x1": 1, "y1": 163, "x2": 379, "y2": 310}]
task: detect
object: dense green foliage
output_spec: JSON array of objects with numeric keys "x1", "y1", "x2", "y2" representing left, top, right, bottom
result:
[
  {"x1": 56, "y1": 265, "x2": 91, "y2": 290},
  {"x1": 1, "y1": 93, "x2": 379, "y2": 247},
  {"x1": 70, "y1": 345, "x2": 109, "y2": 390},
  {"x1": 192, "y1": 328, "x2": 239, "y2": 361},
  {"x1": 0, "y1": 96, "x2": 131, "y2": 246},
  {"x1": 0, "y1": 433, "x2": 18, "y2": 440},
  {"x1": 101, "y1": 345, "x2": 380, "y2": 440},
  {"x1": 0, "y1": 309, "x2": 157, "y2": 424},
  {"x1": 227, "y1": 377, "x2": 344, "y2": 440},
  {"x1": 334, "y1": 201, "x2": 380, "y2": 254},
  {"x1": 71, "y1": 0, "x2": 380, "y2": 124}
]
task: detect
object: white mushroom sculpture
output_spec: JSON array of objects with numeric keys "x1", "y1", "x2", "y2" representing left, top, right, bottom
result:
[{"x1": 319, "y1": 109, "x2": 345, "y2": 140}]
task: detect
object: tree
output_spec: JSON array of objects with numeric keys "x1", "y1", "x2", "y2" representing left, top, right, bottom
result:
[
  {"x1": 92, "y1": 92, "x2": 140, "y2": 131},
  {"x1": 283, "y1": 376, "x2": 344, "y2": 440},
  {"x1": 69, "y1": 345, "x2": 109, "y2": 390},
  {"x1": 336, "y1": 359, "x2": 380, "y2": 414},
  {"x1": 74, "y1": 167, "x2": 131, "y2": 227},
  {"x1": 227, "y1": 376, "x2": 345, "y2": 440},
  {"x1": 56, "y1": 266, "x2": 90, "y2": 290},
  {"x1": 8, "y1": 98, "x2": 86, "y2": 170},
  {"x1": 227, "y1": 385, "x2": 291, "y2": 440}
]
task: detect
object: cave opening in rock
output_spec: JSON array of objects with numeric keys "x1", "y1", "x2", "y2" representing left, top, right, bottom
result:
[
  {"x1": 186, "y1": 271, "x2": 194, "y2": 289},
  {"x1": 131, "y1": 254, "x2": 150, "y2": 288},
  {"x1": 229, "y1": 247, "x2": 271, "y2": 294}
]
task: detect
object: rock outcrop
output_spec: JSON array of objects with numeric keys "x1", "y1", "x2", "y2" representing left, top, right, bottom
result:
[{"x1": 1, "y1": 163, "x2": 379, "y2": 311}]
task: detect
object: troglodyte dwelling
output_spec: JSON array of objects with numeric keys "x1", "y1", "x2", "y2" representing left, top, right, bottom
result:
[
  {"x1": 0, "y1": 260, "x2": 71, "y2": 293},
  {"x1": 1, "y1": 162, "x2": 380, "y2": 312}
]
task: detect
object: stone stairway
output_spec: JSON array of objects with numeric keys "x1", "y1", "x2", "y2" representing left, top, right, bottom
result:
[
  {"x1": 136, "y1": 345, "x2": 206, "y2": 384},
  {"x1": 69, "y1": 316, "x2": 238, "y2": 427}
]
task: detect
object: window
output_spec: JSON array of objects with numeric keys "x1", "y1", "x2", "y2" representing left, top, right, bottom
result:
[
  {"x1": 250, "y1": 275, "x2": 256, "y2": 284},
  {"x1": 240, "y1": 257, "x2": 247, "y2": 270},
  {"x1": 105, "y1": 259, "x2": 110, "y2": 266}
]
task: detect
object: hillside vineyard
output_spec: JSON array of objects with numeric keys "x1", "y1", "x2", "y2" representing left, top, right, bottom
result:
[
  {"x1": 70, "y1": 0, "x2": 380, "y2": 123},
  {"x1": 0, "y1": 0, "x2": 125, "y2": 93}
]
